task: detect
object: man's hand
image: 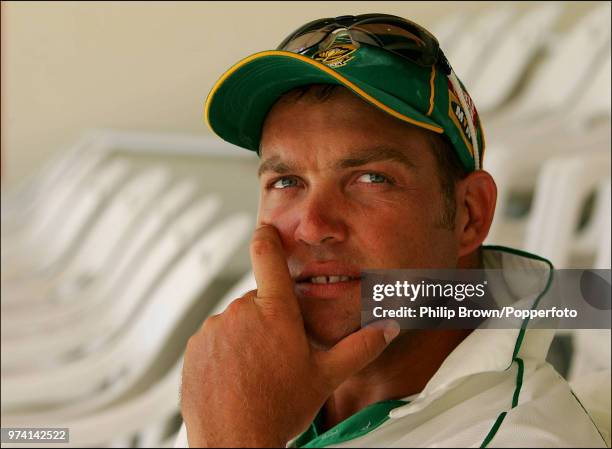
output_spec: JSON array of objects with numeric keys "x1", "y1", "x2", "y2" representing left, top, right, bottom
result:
[{"x1": 181, "y1": 225, "x2": 400, "y2": 447}]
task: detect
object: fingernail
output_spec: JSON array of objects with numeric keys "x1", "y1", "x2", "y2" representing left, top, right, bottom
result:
[
  {"x1": 367, "y1": 320, "x2": 401, "y2": 344},
  {"x1": 383, "y1": 321, "x2": 401, "y2": 343}
]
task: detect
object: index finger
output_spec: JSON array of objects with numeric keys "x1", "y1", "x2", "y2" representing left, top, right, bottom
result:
[{"x1": 250, "y1": 225, "x2": 298, "y2": 311}]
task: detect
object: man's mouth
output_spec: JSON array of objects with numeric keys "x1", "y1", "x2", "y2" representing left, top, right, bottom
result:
[
  {"x1": 302, "y1": 275, "x2": 360, "y2": 284},
  {"x1": 293, "y1": 262, "x2": 362, "y2": 298}
]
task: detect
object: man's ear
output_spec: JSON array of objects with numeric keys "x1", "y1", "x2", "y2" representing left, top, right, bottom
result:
[{"x1": 454, "y1": 170, "x2": 497, "y2": 257}]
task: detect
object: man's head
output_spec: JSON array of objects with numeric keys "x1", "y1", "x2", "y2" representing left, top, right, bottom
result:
[
  {"x1": 204, "y1": 13, "x2": 497, "y2": 348},
  {"x1": 205, "y1": 14, "x2": 487, "y2": 172},
  {"x1": 257, "y1": 84, "x2": 496, "y2": 348}
]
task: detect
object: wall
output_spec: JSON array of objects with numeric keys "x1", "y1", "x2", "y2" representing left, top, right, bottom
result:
[{"x1": 0, "y1": 1, "x2": 601, "y2": 185}]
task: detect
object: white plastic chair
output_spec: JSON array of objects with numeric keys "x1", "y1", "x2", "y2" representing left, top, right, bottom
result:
[
  {"x1": 2, "y1": 150, "x2": 75, "y2": 214},
  {"x1": 1, "y1": 167, "x2": 173, "y2": 312},
  {"x1": 486, "y1": 37, "x2": 611, "y2": 157},
  {"x1": 1, "y1": 195, "x2": 221, "y2": 371},
  {"x1": 468, "y1": 3, "x2": 563, "y2": 113},
  {"x1": 0, "y1": 273, "x2": 259, "y2": 447},
  {"x1": 486, "y1": 2, "x2": 611, "y2": 129},
  {"x1": 570, "y1": 48, "x2": 612, "y2": 125},
  {"x1": 569, "y1": 178, "x2": 611, "y2": 266},
  {"x1": 2, "y1": 151, "x2": 77, "y2": 227},
  {"x1": 1, "y1": 159, "x2": 132, "y2": 285},
  {"x1": 430, "y1": 12, "x2": 469, "y2": 56},
  {"x1": 1, "y1": 133, "x2": 110, "y2": 233},
  {"x1": 1, "y1": 149, "x2": 111, "y2": 252},
  {"x1": 482, "y1": 41, "x2": 610, "y2": 250},
  {"x1": 0, "y1": 358, "x2": 185, "y2": 447},
  {"x1": 593, "y1": 182, "x2": 611, "y2": 270},
  {"x1": 524, "y1": 149, "x2": 611, "y2": 268},
  {"x1": 527, "y1": 164, "x2": 610, "y2": 386},
  {"x1": 0, "y1": 213, "x2": 252, "y2": 413},
  {"x1": 1, "y1": 151, "x2": 117, "y2": 260},
  {"x1": 0, "y1": 181, "x2": 204, "y2": 340},
  {"x1": 447, "y1": 6, "x2": 517, "y2": 89},
  {"x1": 484, "y1": 122, "x2": 610, "y2": 248},
  {"x1": 482, "y1": 38, "x2": 610, "y2": 232}
]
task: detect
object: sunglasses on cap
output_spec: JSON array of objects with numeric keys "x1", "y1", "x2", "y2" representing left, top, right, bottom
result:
[
  {"x1": 276, "y1": 13, "x2": 482, "y2": 170},
  {"x1": 277, "y1": 13, "x2": 452, "y2": 74}
]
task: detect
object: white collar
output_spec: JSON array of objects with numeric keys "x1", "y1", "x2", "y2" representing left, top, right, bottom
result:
[{"x1": 390, "y1": 246, "x2": 554, "y2": 419}]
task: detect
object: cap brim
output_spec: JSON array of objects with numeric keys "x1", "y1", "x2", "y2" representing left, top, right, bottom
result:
[{"x1": 205, "y1": 50, "x2": 443, "y2": 152}]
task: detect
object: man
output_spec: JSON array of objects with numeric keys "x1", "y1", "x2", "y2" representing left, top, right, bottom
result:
[{"x1": 179, "y1": 14, "x2": 607, "y2": 447}]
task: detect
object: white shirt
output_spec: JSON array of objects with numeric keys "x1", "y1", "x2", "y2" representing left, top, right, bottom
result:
[{"x1": 176, "y1": 246, "x2": 608, "y2": 448}]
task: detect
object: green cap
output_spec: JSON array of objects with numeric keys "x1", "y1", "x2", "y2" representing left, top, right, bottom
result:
[{"x1": 204, "y1": 34, "x2": 486, "y2": 171}]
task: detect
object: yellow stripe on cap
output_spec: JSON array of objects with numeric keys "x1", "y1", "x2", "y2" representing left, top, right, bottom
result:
[
  {"x1": 204, "y1": 50, "x2": 444, "y2": 137},
  {"x1": 427, "y1": 65, "x2": 436, "y2": 116}
]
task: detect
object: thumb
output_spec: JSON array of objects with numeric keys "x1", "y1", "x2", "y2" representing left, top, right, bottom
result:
[{"x1": 319, "y1": 320, "x2": 400, "y2": 387}]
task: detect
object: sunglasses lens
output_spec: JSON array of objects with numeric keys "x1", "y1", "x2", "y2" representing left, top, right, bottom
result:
[
  {"x1": 279, "y1": 29, "x2": 331, "y2": 53},
  {"x1": 352, "y1": 20, "x2": 439, "y2": 66},
  {"x1": 278, "y1": 15, "x2": 440, "y2": 67},
  {"x1": 277, "y1": 19, "x2": 335, "y2": 51}
]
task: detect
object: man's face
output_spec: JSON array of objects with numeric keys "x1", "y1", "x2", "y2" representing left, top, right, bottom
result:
[{"x1": 258, "y1": 87, "x2": 461, "y2": 348}]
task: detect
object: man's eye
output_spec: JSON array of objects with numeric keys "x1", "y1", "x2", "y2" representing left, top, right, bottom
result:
[
  {"x1": 357, "y1": 173, "x2": 390, "y2": 184},
  {"x1": 271, "y1": 177, "x2": 298, "y2": 189}
]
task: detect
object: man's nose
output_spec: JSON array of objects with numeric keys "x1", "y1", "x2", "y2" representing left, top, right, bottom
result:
[{"x1": 293, "y1": 190, "x2": 348, "y2": 246}]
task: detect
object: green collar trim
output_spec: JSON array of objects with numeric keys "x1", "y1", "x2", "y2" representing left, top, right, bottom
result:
[
  {"x1": 481, "y1": 245, "x2": 554, "y2": 361},
  {"x1": 479, "y1": 245, "x2": 554, "y2": 448},
  {"x1": 294, "y1": 400, "x2": 408, "y2": 448}
]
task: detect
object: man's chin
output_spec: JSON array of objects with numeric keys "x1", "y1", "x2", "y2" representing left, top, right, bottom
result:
[
  {"x1": 297, "y1": 295, "x2": 361, "y2": 348},
  {"x1": 304, "y1": 320, "x2": 361, "y2": 350}
]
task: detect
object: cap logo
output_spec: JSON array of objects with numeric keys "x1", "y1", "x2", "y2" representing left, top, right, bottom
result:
[
  {"x1": 447, "y1": 79, "x2": 478, "y2": 158},
  {"x1": 313, "y1": 44, "x2": 357, "y2": 68}
]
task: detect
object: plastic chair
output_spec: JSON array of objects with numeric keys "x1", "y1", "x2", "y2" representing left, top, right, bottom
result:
[
  {"x1": 523, "y1": 149, "x2": 611, "y2": 268},
  {"x1": 1, "y1": 133, "x2": 110, "y2": 233},
  {"x1": 2, "y1": 150, "x2": 75, "y2": 215},
  {"x1": 430, "y1": 12, "x2": 469, "y2": 56},
  {"x1": 594, "y1": 182, "x2": 611, "y2": 270},
  {"x1": 482, "y1": 44, "x2": 610, "y2": 251},
  {"x1": 468, "y1": 3, "x2": 563, "y2": 113},
  {"x1": 1, "y1": 358, "x2": 185, "y2": 447},
  {"x1": 571, "y1": 48, "x2": 612, "y2": 125},
  {"x1": 0, "y1": 273, "x2": 259, "y2": 447},
  {"x1": 487, "y1": 37, "x2": 611, "y2": 155},
  {"x1": 0, "y1": 212, "x2": 252, "y2": 413},
  {"x1": 486, "y1": 2, "x2": 611, "y2": 129},
  {"x1": 447, "y1": 6, "x2": 517, "y2": 89},
  {"x1": 1, "y1": 167, "x2": 172, "y2": 311},
  {"x1": 485, "y1": 122, "x2": 610, "y2": 248},
  {"x1": 1, "y1": 153, "x2": 120, "y2": 260},
  {"x1": 568, "y1": 178, "x2": 611, "y2": 266},
  {"x1": 1, "y1": 195, "x2": 220, "y2": 372},
  {"x1": 1, "y1": 159, "x2": 132, "y2": 285},
  {"x1": 0, "y1": 179, "x2": 200, "y2": 337}
]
